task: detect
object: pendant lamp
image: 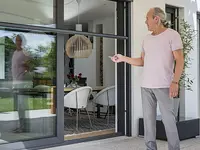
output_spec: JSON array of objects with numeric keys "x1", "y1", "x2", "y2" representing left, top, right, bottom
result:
[{"x1": 66, "y1": 0, "x2": 92, "y2": 58}]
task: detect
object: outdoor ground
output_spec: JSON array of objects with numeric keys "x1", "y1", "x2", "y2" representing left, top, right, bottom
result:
[{"x1": 41, "y1": 136, "x2": 200, "y2": 150}]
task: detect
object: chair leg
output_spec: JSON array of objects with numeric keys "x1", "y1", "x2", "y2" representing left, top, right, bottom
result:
[
  {"x1": 85, "y1": 108, "x2": 92, "y2": 129},
  {"x1": 92, "y1": 103, "x2": 96, "y2": 123},
  {"x1": 69, "y1": 108, "x2": 73, "y2": 116},
  {"x1": 104, "y1": 107, "x2": 108, "y2": 119},
  {"x1": 64, "y1": 109, "x2": 67, "y2": 128},
  {"x1": 78, "y1": 109, "x2": 81, "y2": 119},
  {"x1": 76, "y1": 108, "x2": 79, "y2": 131},
  {"x1": 107, "y1": 106, "x2": 110, "y2": 125}
]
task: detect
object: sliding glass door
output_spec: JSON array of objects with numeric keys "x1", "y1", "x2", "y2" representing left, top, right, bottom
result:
[
  {"x1": 0, "y1": 0, "x2": 132, "y2": 149},
  {"x1": 64, "y1": 34, "x2": 118, "y2": 139}
]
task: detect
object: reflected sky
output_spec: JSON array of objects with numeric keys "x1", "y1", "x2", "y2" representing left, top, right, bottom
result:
[{"x1": 0, "y1": 30, "x2": 55, "y2": 57}]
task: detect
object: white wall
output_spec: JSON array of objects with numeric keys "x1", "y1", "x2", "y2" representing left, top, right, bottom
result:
[
  {"x1": 131, "y1": 0, "x2": 165, "y2": 137},
  {"x1": 166, "y1": 0, "x2": 200, "y2": 119},
  {"x1": 74, "y1": 49, "x2": 97, "y2": 86},
  {"x1": 93, "y1": 17, "x2": 115, "y2": 87},
  {"x1": 131, "y1": 0, "x2": 200, "y2": 136},
  {"x1": 74, "y1": 16, "x2": 115, "y2": 87}
]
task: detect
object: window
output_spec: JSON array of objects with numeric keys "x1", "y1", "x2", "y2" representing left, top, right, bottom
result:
[
  {"x1": 165, "y1": 5, "x2": 179, "y2": 31},
  {"x1": 0, "y1": 28, "x2": 57, "y2": 144},
  {"x1": 0, "y1": 0, "x2": 56, "y2": 27}
]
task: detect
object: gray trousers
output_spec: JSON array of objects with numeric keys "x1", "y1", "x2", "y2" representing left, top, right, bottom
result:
[
  {"x1": 141, "y1": 88, "x2": 180, "y2": 150},
  {"x1": 13, "y1": 81, "x2": 31, "y2": 129},
  {"x1": 14, "y1": 95, "x2": 28, "y2": 128}
]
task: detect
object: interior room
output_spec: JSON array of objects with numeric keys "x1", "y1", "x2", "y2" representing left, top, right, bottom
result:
[{"x1": 63, "y1": 0, "x2": 117, "y2": 139}]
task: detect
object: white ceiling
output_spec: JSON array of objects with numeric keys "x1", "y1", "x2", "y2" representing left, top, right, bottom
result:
[
  {"x1": 64, "y1": 0, "x2": 115, "y2": 25},
  {"x1": 0, "y1": 0, "x2": 54, "y2": 25},
  {"x1": 0, "y1": 0, "x2": 115, "y2": 26}
]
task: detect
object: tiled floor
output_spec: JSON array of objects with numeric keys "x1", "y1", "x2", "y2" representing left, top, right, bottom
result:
[
  {"x1": 42, "y1": 136, "x2": 200, "y2": 150},
  {"x1": 64, "y1": 112, "x2": 115, "y2": 134}
]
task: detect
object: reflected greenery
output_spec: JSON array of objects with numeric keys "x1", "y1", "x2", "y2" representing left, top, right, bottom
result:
[{"x1": 0, "y1": 34, "x2": 56, "y2": 80}]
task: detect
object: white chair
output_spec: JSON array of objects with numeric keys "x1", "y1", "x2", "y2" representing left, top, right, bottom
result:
[
  {"x1": 93, "y1": 86, "x2": 115, "y2": 124},
  {"x1": 64, "y1": 86, "x2": 92, "y2": 131}
]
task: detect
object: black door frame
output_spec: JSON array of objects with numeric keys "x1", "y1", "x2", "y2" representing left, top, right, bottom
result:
[
  {"x1": 0, "y1": 0, "x2": 132, "y2": 149},
  {"x1": 116, "y1": 1, "x2": 132, "y2": 136}
]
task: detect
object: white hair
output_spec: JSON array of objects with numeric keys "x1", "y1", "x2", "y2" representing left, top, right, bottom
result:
[
  {"x1": 13, "y1": 34, "x2": 27, "y2": 47},
  {"x1": 152, "y1": 7, "x2": 169, "y2": 27}
]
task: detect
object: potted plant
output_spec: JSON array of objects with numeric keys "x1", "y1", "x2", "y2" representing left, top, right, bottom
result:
[
  {"x1": 179, "y1": 20, "x2": 195, "y2": 91},
  {"x1": 175, "y1": 20, "x2": 195, "y2": 121},
  {"x1": 67, "y1": 73, "x2": 82, "y2": 88}
]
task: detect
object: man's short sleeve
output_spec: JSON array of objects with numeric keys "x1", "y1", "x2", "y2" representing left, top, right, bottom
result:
[
  {"x1": 171, "y1": 31, "x2": 183, "y2": 51},
  {"x1": 142, "y1": 40, "x2": 145, "y2": 52}
]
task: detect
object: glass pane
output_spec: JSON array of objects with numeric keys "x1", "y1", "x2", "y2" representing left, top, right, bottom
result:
[
  {"x1": 0, "y1": 0, "x2": 55, "y2": 27},
  {"x1": 0, "y1": 28, "x2": 56, "y2": 144},
  {"x1": 64, "y1": 0, "x2": 116, "y2": 35},
  {"x1": 166, "y1": 12, "x2": 175, "y2": 29},
  {"x1": 64, "y1": 33, "x2": 117, "y2": 137},
  {"x1": 166, "y1": 13, "x2": 172, "y2": 24}
]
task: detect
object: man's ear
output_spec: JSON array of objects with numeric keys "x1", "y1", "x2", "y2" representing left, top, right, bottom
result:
[
  {"x1": 154, "y1": 16, "x2": 160, "y2": 24},
  {"x1": 154, "y1": 16, "x2": 159, "y2": 21}
]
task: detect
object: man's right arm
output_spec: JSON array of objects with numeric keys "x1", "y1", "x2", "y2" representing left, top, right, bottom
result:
[
  {"x1": 121, "y1": 52, "x2": 144, "y2": 66},
  {"x1": 111, "y1": 52, "x2": 145, "y2": 66}
]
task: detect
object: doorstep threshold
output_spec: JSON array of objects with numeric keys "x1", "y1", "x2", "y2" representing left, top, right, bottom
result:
[{"x1": 64, "y1": 129, "x2": 115, "y2": 140}]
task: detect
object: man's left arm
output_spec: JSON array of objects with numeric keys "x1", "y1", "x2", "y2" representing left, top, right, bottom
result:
[
  {"x1": 170, "y1": 30, "x2": 184, "y2": 98},
  {"x1": 169, "y1": 49, "x2": 184, "y2": 98},
  {"x1": 172, "y1": 49, "x2": 184, "y2": 84}
]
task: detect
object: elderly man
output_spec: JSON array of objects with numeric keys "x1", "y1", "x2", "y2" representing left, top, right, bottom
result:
[
  {"x1": 111, "y1": 7, "x2": 184, "y2": 150},
  {"x1": 12, "y1": 34, "x2": 32, "y2": 133}
]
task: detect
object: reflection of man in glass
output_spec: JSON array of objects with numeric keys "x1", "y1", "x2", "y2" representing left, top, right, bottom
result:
[{"x1": 12, "y1": 34, "x2": 32, "y2": 133}]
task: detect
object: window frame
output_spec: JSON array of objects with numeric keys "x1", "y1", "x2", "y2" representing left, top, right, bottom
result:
[{"x1": 165, "y1": 5, "x2": 179, "y2": 31}]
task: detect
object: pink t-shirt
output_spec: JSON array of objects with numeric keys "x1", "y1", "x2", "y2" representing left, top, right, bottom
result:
[
  {"x1": 12, "y1": 50, "x2": 30, "y2": 81},
  {"x1": 141, "y1": 28, "x2": 183, "y2": 88}
]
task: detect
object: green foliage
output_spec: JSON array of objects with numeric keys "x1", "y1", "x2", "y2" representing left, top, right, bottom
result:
[
  {"x1": 44, "y1": 42, "x2": 56, "y2": 78},
  {"x1": 179, "y1": 20, "x2": 195, "y2": 91},
  {"x1": 26, "y1": 41, "x2": 56, "y2": 79},
  {"x1": 2, "y1": 34, "x2": 56, "y2": 79},
  {"x1": 4, "y1": 36, "x2": 15, "y2": 79}
]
